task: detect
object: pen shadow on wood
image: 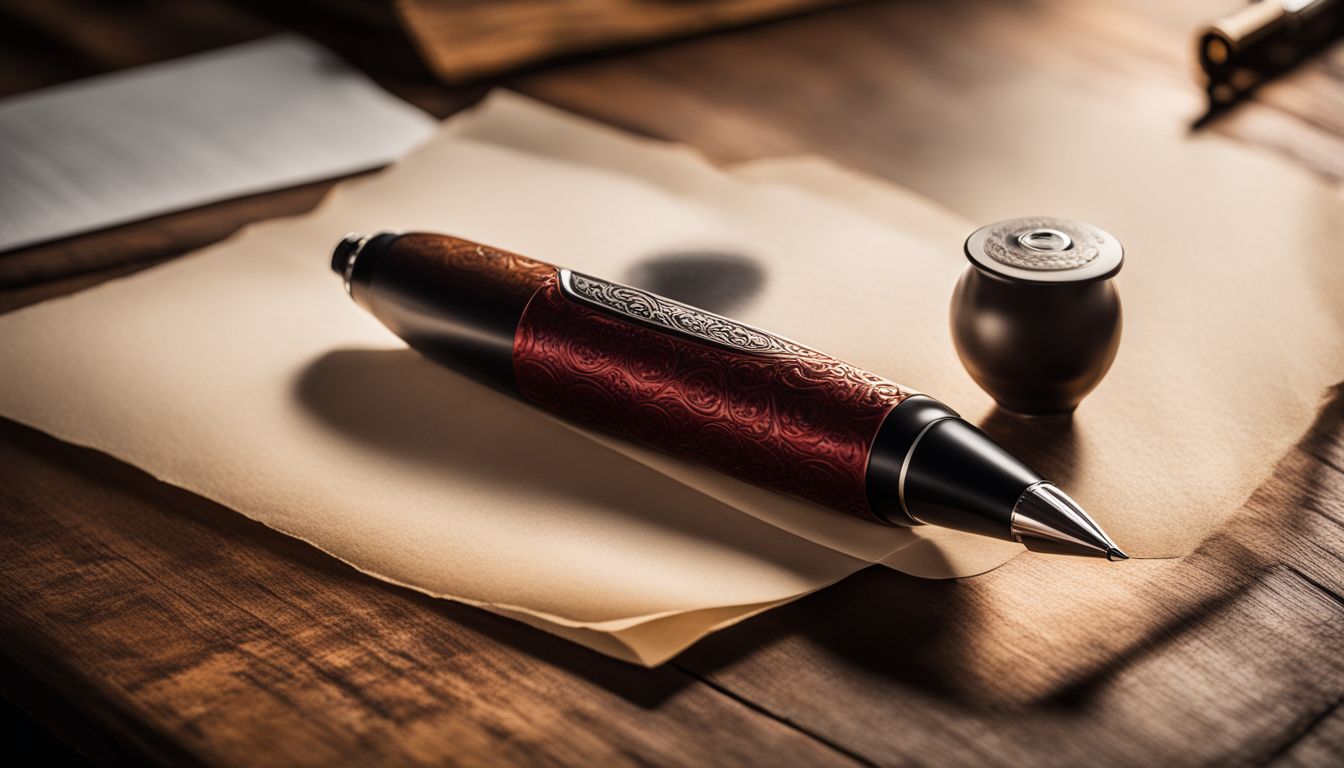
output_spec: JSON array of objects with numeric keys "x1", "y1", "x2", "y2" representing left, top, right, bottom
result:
[{"x1": 681, "y1": 383, "x2": 1344, "y2": 715}]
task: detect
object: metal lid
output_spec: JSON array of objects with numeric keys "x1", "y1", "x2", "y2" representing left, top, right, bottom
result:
[{"x1": 964, "y1": 217, "x2": 1123, "y2": 284}]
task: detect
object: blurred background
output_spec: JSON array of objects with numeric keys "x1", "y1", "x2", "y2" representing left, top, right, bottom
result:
[{"x1": 2, "y1": 0, "x2": 1342, "y2": 309}]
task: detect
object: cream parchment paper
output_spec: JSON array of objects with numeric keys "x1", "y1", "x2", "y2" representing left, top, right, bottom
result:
[{"x1": 1, "y1": 92, "x2": 1342, "y2": 664}]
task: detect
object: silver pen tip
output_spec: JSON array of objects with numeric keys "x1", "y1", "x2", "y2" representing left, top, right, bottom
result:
[{"x1": 1010, "y1": 483, "x2": 1125, "y2": 560}]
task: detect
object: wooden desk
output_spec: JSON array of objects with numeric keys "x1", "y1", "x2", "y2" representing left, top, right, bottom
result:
[{"x1": 2, "y1": 1, "x2": 1341, "y2": 764}]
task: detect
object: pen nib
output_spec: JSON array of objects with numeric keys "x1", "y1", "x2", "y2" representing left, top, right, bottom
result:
[{"x1": 1010, "y1": 483, "x2": 1126, "y2": 560}]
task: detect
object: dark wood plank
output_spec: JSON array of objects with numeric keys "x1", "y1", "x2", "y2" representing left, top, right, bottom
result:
[
  {"x1": 0, "y1": 418, "x2": 858, "y2": 767},
  {"x1": 0, "y1": 0, "x2": 271, "y2": 92},
  {"x1": 392, "y1": 0, "x2": 855, "y2": 83},
  {"x1": 2, "y1": 0, "x2": 1344, "y2": 764},
  {"x1": 1270, "y1": 704, "x2": 1344, "y2": 768}
]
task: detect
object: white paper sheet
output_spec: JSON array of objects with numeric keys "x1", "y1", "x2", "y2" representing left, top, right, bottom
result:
[{"x1": 0, "y1": 35, "x2": 436, "y2": 252}]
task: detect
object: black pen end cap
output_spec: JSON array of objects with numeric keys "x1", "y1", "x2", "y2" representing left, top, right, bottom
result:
[{"x1": 332, "y1": 233, "x2": 368, "y2": 275}]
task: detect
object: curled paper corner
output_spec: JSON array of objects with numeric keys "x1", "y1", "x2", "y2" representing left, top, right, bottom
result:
[
  {"x1": 270, "y1": 518, "x2": 851, "y2": 667},
  {"x1": 500, "y1": 596, "x2": 812, "y2": 667}
]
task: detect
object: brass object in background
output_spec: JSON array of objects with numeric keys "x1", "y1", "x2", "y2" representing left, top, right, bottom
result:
[
  {"x1": 951, "y1": 218, "x2": 1124, "y2": 416},
  {"x1": 1198, "y1": 0, "x2": 1344, "y2": 109}
]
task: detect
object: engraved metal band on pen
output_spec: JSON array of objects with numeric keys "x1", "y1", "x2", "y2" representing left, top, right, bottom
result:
[{"x1": 558, "y1": 268, "x2": 806, "y2": 356}]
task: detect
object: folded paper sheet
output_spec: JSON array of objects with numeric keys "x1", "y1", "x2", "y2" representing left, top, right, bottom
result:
[
  {"x1": 2, "y1": 93, "x2": 1342, "y2": 665},
  {"x1": 0, "y1": 35, "x2": 436, "y2": 253}
]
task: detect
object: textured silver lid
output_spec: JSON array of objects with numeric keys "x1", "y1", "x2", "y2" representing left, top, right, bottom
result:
[{"x1": 964, "y1": 216, "x2": 1123, "y2": 284}]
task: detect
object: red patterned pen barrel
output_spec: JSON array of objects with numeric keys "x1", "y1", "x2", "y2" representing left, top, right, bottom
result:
[
  {"x1": 332, "y1": 232, "x2": 1126, "y2": 558},
  {"x1": 514, "y1": 269, "x2": 910, "y2": 521}
]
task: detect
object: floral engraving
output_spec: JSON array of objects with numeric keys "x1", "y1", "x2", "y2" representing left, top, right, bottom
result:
[{"x1": 562, "y1": 271, "x2": 806, "y2": 356}]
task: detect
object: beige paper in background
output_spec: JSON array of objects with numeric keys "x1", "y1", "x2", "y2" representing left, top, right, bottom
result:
[{"x1": 1, "y1": 93, "x2": 1342, "y2": 664}]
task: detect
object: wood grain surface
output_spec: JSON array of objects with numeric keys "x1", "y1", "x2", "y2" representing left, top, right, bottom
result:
[
  {"x1": 1, "y1": 0, "x2": 1341, "y2": 765},
  {"x1": 393, "y1": 0, "x2": 853, "y2": 82}
]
